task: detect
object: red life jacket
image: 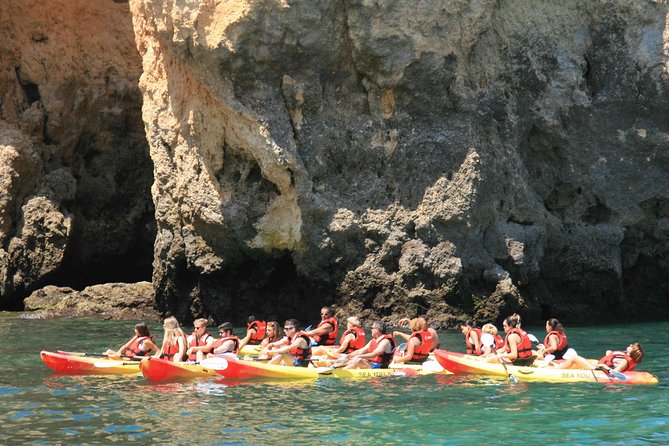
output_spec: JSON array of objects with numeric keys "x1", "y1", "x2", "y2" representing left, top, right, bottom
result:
[
  {"x1": 288, "y1": 331, "x2": 312, "y2": 365},
  {"x1": 187, "y1": 332, "x2": 213, "y2": 361},
  {"x1": 408, "y1": 330, "x2": 433, "y2": 362},
  {"x1": 544, "y1": 331, "x2": 569, "y2": 359},
  {"x1": 504, "y1": 328, "x2": 533, "y2": 359},
  {"x1": 464, "y1": 327, "x2": 482, "y2": 355},
  {"x1": 211, "y1": 336, "x2": 240, "y2": 354},
  {"x1": 313, "y1": 317, "x2": 339, "y2": 345},
  {"x1": 599, "y1": 351, "x2": 637, "y2": 372},
  {"x1": 161, "y1": 338, "x2": 183, "y2": 361},
  {"x1": 494, "y1": 334, "x2": 505, "y2": 350},
  {"x1": 369, "y1": 334, "x2": 396, "y2": 368},
  {"x1": 341, "y1": 327, "x2": 366, "y2": 353},
  {"x1": 122, "y1": 336, "x2": 151, "y2": 357},
  {"x1": 247, "y1": 321, "x2": 267, "y2": 345}
]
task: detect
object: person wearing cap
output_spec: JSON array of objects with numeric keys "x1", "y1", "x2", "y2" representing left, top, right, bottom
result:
[{"x1": 209, "y1": 322, "x2": 239, "y2": 356}]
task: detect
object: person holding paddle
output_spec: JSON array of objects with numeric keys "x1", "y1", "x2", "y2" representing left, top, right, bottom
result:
[
  {"x1": 103, "y1": 322, "x2": 158, "y2": 358},
  {"x1": 486, "y1": 314, "x2": 534, "y2": 365},
  {"x1": 312, "y1": 316, "x2": 366, "y2": 358},
  {"x1": 266, "y1": 320, "x2": 312, "y2": 367}
]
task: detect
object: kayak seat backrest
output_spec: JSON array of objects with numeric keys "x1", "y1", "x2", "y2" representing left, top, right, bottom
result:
[{"x1": 512, "y1": 355, "x2": 537, "y2": 367}]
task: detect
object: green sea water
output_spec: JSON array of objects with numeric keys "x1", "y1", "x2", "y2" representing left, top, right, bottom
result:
[{"x1": 1, "y1": 315, "x2": 668, "y2": 445}]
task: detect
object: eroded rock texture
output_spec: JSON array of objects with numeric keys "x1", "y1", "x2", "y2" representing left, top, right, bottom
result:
[
  {"x1": 0, "y1": 0, "x2": 155, "y2": 308},
  {"x1": 128, "y1": 0, "x2": 669, "y2": 325}
]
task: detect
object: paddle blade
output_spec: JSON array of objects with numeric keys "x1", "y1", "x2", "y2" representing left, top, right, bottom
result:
[
  {"x1": 200, "y1": 357, "x2": 229, "y2": 371},
  {"x1": 509, "y1": 373, "x2": 519, "y2": 383},
  {"x1": 607, "y1": 369, "x2": 627, "y2": 381}
]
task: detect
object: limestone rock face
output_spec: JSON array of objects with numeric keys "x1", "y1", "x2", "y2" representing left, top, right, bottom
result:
[
  {"x1": 126, "y1": 0, "x2": 669, "y2": 325},
  {"x1": 0, "y1": 0, "x2": 155, "y2": 305},
  {"x1": 24, "y1": 282, "x2": 158, "y2": 320}
]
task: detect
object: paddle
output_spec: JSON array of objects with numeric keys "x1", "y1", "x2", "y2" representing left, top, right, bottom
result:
[
  {"x1": 494, "y1": 350, "x2": 518, "y2": 383},
  {"x1": 58, "y1": 350, "x2": 143, "y2": 361},
  {"x1": 596, "y1": 364, "x2": 627, "y2": 381},
  {"x1": 200, "y1": 357, "x2": 230, "y2": 371}
]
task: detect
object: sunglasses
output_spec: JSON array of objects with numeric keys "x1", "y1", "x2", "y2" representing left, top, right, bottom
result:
[{"x1": 284, "y1": 326, "x2": 295, "y2": 330}]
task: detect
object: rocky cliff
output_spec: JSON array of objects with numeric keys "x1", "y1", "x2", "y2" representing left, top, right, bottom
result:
[
  {"x1": 4, "y1": 0, "x2": 669, "y2": 326},
  {"x1": 0, "y1": 0, "x2": 155, "y2": 309}
]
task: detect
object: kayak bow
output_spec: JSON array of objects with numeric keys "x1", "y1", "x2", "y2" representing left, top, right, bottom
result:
[{"x1": 40, "y1": 350, "x2": 140, "y2": 375}]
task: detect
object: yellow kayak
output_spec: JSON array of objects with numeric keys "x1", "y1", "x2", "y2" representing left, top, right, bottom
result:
[{"x1": 200, "y1": 356, "x2": 446, "y2": 380}]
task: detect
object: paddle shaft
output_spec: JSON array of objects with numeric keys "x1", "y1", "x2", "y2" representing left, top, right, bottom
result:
[
  {"x1": 494, "y1": 350, "x2": 518, "y2": 383},
  {"x1": 58, "y1": 350, "x2": 143, "y2": 361}
]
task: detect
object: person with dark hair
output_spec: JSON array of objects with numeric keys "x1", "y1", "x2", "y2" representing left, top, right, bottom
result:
[
  {"x1": 103, "y1": 322, "x2": 158, "y2": 358},
  {"x1": 460, "y1": 320, "x2": 482, "y2": 355},
  {"x1": 558, "y1": 343, "x2": 645, "y2": 374},
  {"x1": 486, "y1": 313, "x2": 534, "y2": 365},
  {"x1": 237, "y1": 315, "x2": 267, "y2": 353},
  {"x1": 266, "y1": 320, "x2": 312, "y2": 367},
  {"x1": 304, "y1": 306, "x2": 338, "y2": 346},
  {"x1": 209, "y1": 322, "x2": 239, "y2": 356},
  {"x1": 343, "y1": 321, "x2": 396, "y2": 369},
  {"x1": 538, "y1": 318, "x2": 570, "y2": 360}
]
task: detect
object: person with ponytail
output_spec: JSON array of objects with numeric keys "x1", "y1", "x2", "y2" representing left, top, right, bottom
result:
[
  {"x1": 558, "y1": 343, "x2": 645, "y2": 374},
  {"x1": 538, "y1": 318, "x2": 569, "y2": 360}
]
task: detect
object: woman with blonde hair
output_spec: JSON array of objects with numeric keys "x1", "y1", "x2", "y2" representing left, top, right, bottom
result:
[
  {"x1": 393, "y1": 317, "x2": 434, "y2": 364},
  {"x1": 156, "y1": 316, "x2": 187, "y2": 362},
  {"x1": 480, "y1": 323, "x2": 504, "y2": 356}
]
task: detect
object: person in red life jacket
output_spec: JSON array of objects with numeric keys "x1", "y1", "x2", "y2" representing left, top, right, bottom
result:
[
  {"x1": 485, "y1": 313, "x2": 533, "y2": 365},
  {"x1": 304, "y1": 306, "x2": 339, "y2": 346},
  {"x1": 393, "y1": 317, "x2": 433, "y2": 364},
  {"x1": 479, "y1": 323, "x2": 504, "y2": 357},
  {"x1": 343, "y1": 321, "x2": 396, "y2": 369},
  {"x1": 155, "y1": 316, "x2": 187, "y2": 362},
  {"x1": 237, "y1": 315, "x2": 267, "y2": 353},
  {"x1": 266, "y1": 320, "x2": 312, "y2": 367},
  {"x1": 397, "y1": 316, "x2": 440, "y2": 351},
  {"x1": 312, "y1": 316, "x2": 366, "y2": 358},
  {"x1": 208, "y1": 322, "x2": 239, "y2": 356},
  {"x1": 557, "y1": 343, "x2": 645, "y2": 374},
  {"x1": 258, "y1": 321, "x2": 283, "y2": 359},
  {"x1": 460, "y1": 320, "x2": 482, "y2": 355},
  {"x1": 537, "y1": 318, "x2": 569, "y2": 360},
  {"x1": 103, "y1": 322, "x2": 158, "y2": 358},
  {"x1": 186, "y1": 318, "x2": 214, "y2": 362}
]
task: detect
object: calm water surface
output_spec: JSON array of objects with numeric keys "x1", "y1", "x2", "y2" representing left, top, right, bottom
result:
[{"x1": 1, "y1": 315, "x2": 668, "y2": 445}]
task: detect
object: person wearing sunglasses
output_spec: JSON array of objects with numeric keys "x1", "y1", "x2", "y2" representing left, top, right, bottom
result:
[
  {"x1": 266, "y1": 320, "x2": 312, "y2": 367},
  {"x1": 209, "y1": 322, "x2": 239, "y2": 356},
  {"x1": 186, "y1": 318, "x2": 214, "y2": 362}
]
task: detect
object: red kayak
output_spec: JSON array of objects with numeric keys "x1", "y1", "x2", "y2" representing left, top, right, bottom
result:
[
  {"x1": 139, "y1": 357, "x2": 219, "y2": 381},
  {"x1": 41, "y1": 350, "x2": 140, "y2": 375}
]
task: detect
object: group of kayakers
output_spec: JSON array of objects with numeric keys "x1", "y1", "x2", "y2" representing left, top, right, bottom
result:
[
  {"x1": 104, "y1": 309, "x2": 645, "y2": 374},
  {"x1": 460, "y1": 313, "x2": 645, "y2": 374}
]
